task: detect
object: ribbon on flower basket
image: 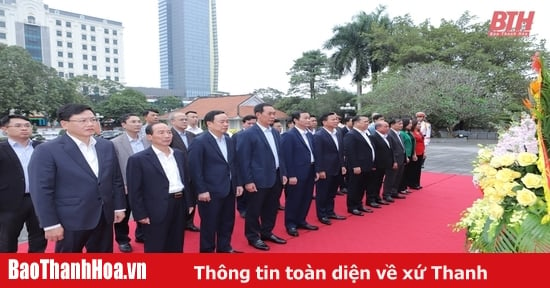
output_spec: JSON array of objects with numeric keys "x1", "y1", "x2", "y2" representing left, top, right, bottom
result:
[{"x1": 526, "y1": 52, "x2": 550, "y2": 224}]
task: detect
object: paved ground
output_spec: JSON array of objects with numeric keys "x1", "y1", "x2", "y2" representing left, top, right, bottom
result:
[{"x1": 18, "y1": 138, "x2": 495, "y2": 243}]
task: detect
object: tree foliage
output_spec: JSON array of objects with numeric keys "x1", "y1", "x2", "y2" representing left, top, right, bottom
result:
[
  {"x1": 153, "y1": 95, "x2": 183, "y2": 114},
  {"x1": 69, "y1": 75, "x2": 125, "y2": 105},
  {"x1": 95, "y1": 89, "x2": 149, "y2": 120},
  {"x1": 287, "y1": 50, "x2": 337, "y2": 99},
  {"x1": 252, "y1": 87, "x2": 284, "y2": 104}
]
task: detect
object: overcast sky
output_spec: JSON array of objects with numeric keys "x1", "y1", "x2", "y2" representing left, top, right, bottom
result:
[{"x1": 43, "y1": 0, "x2": 547, "y2": 94}]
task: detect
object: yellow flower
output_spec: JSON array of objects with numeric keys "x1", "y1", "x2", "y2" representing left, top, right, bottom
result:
[
  {"x1": 521, "y1": 173, "x2": 543, "y2": 189},
  {"x1": 490, "y1": 154, "x2": 516, "y2": 168},
  {"x1": 516, "y1": 188, "x2": 538, "y2": 206},
  {"x1": 517, "y1": 152, "x2": 538, "y2": 166},
  {"x1": 478, "y1": 148, "x2": 493, "y2": 162},
  {"x1": 495, "y1": 168, "x2": 522, "y2": 183},
  {"x1": 488, "y1": 202, "x2": 504, "y2": 221}
]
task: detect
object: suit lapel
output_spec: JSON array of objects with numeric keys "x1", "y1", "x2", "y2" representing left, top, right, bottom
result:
[
  {"x1": 1, "y1": 142, "x2": 25, "y2": 177},
  {"x1": 61, "y1": 135, "x2": 97, "y2": 179},
  {"x1": 206, "y1": 133, "x2": 227, "y2": 162}
]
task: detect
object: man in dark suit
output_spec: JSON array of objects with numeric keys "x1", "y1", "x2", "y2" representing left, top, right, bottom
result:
[
  {"x1": 343, "y1": 115, "x2": 375, "y2": 216},
  {"x1": 236, "y1": 103, "x2": 288, "y2": 251},
  {"x1": 127, "y1": 122, "x2": 195, "y2": 252},
  {"x1": 28, "y1": 104, "x2": 126, "y2": 252},
  {"x1": 386, "y1": 118, "x2": 407, "y2": 200},
  {"x1": 281, "y1": 111, "x2": 319, "y2": 237},
  {"x1": 0, "y1": 115, "x2": 47, "y2": 253},
  {"x1": 232, "y1": 115, "x2": 257, "y2": 219},
  {"x1": 111, "y1": 113, "x2": 151, "y2": 252},
  {"x1": 313, "y1": 112, "x2": 347, "y2": 226},
  {"x1": 189, "y1": 110, "x2": 243, "y2": 253},
  {"x1": 169, "y1": 111, "x2": 199, "y2": 232},
  {"x1": 369, "y1": 121, "x2": 394, "y2": 205}
]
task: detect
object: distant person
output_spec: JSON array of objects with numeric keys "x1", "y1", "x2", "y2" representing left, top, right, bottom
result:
[
  {"x1": 169, "y1": 111, "x2": 200, "y2": 232},
  {"x1": 29, "y1": 104, "x2": 126, "y2": 252},
  {"x1": 0, "y1": 115, "x2": 47, "y2": 253},
  {"x1": 416, "y1": 112, "x2": 431, "y2": 146},
  {"x1": 272, "y1": 119, "x2": 283, "y2": 134},
  {"x1": 236, "y1": 103, "x2": 288, "y2": 251},
  {"x1": 186, "y1": 111, "x2": 204, "y2": 135},
  {"x1": 127, "y1": 122, "x2": 195, "y2": 252},
  {"x1": 111, "y1": 113, "x2": 151, "y2": 252},
  {"x1": 140, "y1": 108, "x2": 160, "y2": 146},
  {"x1": 189, "y1": 110, "x2": 243, "y2": 253}
]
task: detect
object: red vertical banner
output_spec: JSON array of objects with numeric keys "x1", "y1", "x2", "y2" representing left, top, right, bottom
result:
[{"x1": 0, "y1": 253, "x2": 546, "y2": 287}]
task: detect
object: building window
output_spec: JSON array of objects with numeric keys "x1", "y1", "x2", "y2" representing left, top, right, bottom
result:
[
  {"x1": 82, "y1": 34, "x2": 87, "y2": 40},
  {"x1": 91, "y1": 46, "x2": 96, "y2": 52},
  {"x1": 68, "y1": 63, "x2": 73, "y2": 69},
  {"x1": 113, "y1": 49, "x2": 118, "y2": 54},
  {"x1": 67, "y1": 42, "x2": 72, "y2": 48},
  {"x1": 56, "y1": 30, "x2": 62, "y2": 36},
  {"x1": 114, "y1": 67, "x2": 119, "y2": 73},
  {"x1": 65, "y1": 22, "x2": 71, "y2": 28},
  {"x1": 113, "y1": 30, "x2": 117, "y2": 36},
  {"x1": 114, "y1": 58, "x2": 118, "y2": 64},
  {"x1": 66, "y1": 32, "x2": 72, "y2": 38},
  {"x1": 27, "y1": 16, "x2": 36, "y2": 24},
  {"x1": 106, "y1": 67, "x2": 110, "y2": 72},
  {"x1": 82, "y1": 44, "x2": 87, "y2": 50},
  {"x1": 58, "y1": 72, "x2": 64, "y2": 77},
  {"x1": 0, "y1": 32, "x2": 6, "y2": 39},
  {"x1": 114, "y1": 76, "x2": 119, "y2": 82},
  {"x1": 105, "y1": 47, "x2": 110, "y2": 53},
  {"x1": 82, "y1": 55, "x2": 87, "y2": 61},
  {"x1": 83, "y1": 64, "x2": 88, "y2": 70},
  {"x1": 0, "y1": 10, "x2": 4, "y2": 16},
  {"x1": 91, "y1": 36, "x2": 95, "y2": 41},
  {"x1": 92, "y1": 55, "x2": 97, "y2": 61},
  {"x1": 92, "y1": 75, "x2": 97, "y2": 79},
  {"x1": 106, "y1": 76, "x2": 111, "y2": 80},
  {"x1": 113, "y1": 39, "x2": 118, "y2": 45},
  {"x1": 68, "y1": 72, "x2": 74, "y2": 78},
  {"x1": 92, "y1": 65, "x2": 97, "y2": 71},
  {"x1": 81, "y1": 24, "x2": 86, "y2": 30},
  {"x1": 57, "y1": 51, "x2": 63, "y2": 57},
  {"x1": 90, "y1": 26, "x2": 95, "y2": 32},
  {"x1": 57, "y1": 41, "x2": 62, "y2": 47},
  {"x1": 58, "y1": 62, "x2": 63, "y2": 68},
  {"x1": 104, "y1": 28, "x2": 109, "y2": 34},
  {"x1": 56, "y1": 20, "x2": 61, "y2": 26},
  {"x1": 68, "y1": 52, "x2": 73, "y2": 58},
  {"x1": 105, "y1": 38, "x2": 109, "y2": 44},
  {"x1": 0, "y1": 21, "x2": 6, "y2": 28},
  {"x1": 105, "y1": 57, "x2": 110, "y2": 63}
]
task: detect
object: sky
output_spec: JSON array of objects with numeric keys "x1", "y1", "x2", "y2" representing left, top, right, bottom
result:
[{"x1": 42, "y1": 0, "x2": 548, "y2": 95}]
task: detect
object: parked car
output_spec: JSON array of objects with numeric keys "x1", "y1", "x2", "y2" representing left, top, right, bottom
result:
[{"x1": 100, "y1": 130, "x2": 123, "y2": 140}]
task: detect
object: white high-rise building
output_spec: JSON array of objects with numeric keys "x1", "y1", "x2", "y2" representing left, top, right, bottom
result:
[{"x1": 0, "y1": 0, "x2": 124, "y2": 82}]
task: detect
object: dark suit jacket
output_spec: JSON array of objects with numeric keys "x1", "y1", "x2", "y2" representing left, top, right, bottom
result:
[
  {"x1": 28, "y1": 134, "x2": 126, "y2": 230},
  {"x1": 387, "y1": 129, "x2": 406, "y2": 164},
  {"x1": 313, "y1": 128, "x2": 344, "y2": 176},
  {"x1": 281, "y1": 128, "x2": 315, "y2": 180},
  {"x1": 236, "y1": 124, "x2": 287, "y2": 189},
  {"x1": 370, "y1": 132, "x2": 395, "y2": 169},
  {"x1": 188, "y1": 132, "x2": 241, "y2": 199},
  {"x1": 0, "y1": 140, "x2": 41, "y2": 217},
  {"x1": 343, "y1": 129, "x2": 375, "y2": 171},
  {"x1": 111, "y1": 133, "x2": 151, "y2": 185},
  {"x1": 169, "y1": 128, "x2": 195, "y2": 158},
  {"x1": 127, "y1": 147, "x2": 194, "y2": 224}
]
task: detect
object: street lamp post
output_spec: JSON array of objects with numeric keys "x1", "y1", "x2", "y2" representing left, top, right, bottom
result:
[{"x1": 339, "y1": 103, "x2": 356, "y2": 118}]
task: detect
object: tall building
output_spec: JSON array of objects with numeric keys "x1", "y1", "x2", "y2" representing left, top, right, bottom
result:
[
  {"x1": 0, "y1": 0, "x2": 124, "y2": 82},
  {"x1": 158, "y1": 0, "x2": 218, "y2": 99}
]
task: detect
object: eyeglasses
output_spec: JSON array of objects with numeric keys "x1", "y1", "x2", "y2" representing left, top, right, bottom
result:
[
  {"x1": 67, "y1": 117, "x2": 98, "y2": 124},
  {"x1": 6, "y1": 123, "x2": 32, "y2": 128}
]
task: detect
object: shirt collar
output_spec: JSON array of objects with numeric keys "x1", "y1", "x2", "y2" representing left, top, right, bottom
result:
[
  {"x1": 152, "y1": 145, "x2": 173, "y2": 157},
  {"x1": 66, "y1": 132, "x2": 96, "y2": 147}
]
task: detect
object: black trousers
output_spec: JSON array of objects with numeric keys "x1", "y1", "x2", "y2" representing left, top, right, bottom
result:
[
  {"x1": 55, "y1": 211, "x2": 113, "y2": 253},
  {"x1": 143, "y1": 196, "x2": 185, "y2": 253},
  {"x1": 244, "y1": 174, "x2": 283, "y2": 242},
  {"x1": 0, "y1": 195, "x2": 46, "y2": 253}
]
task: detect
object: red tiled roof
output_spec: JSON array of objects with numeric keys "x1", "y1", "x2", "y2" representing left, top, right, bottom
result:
[{"x1": 162, "y1": 94, "x2": 287, "y2": 119}]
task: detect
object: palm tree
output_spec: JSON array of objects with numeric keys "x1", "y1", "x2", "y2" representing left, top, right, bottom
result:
[{"x1": 324, "y1": 6, "x2": 392, "y2": 111}]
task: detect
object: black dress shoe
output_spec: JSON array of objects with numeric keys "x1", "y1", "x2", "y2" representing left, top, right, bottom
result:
[
  {"x1": 383, "y1": 197, "x2": 395, "y2": 203},
  {"x1": 218, "y1": 249, "x2": 244, "y2": 253},
  {"x1": 328, "y1": 214, "x2": 346, "y2": 220},
  {"x1": 319, "y1": 217, "x2": 332, "y2": 225},
  {"x1": 118, "y1": 243, "x2": 133, "y2": 253},
  {"x1": 186, "y1": 224, "x2": 200, "y2": 232},
  {"x1": 348, "y1": 209, "x2": 364, "y2": 216},
  {"x1": 376, "y1": 199, "x2": 390, "y2": 205},
  {"x1": 368, "y1": 202, "x2": 381, "y2": 208},
  {"x1": 392, "y1": 194, "x2": 406, "y2": 199},
  {"x1": 249, "y1": 240, "x2": 270, "y2": 251},
  {"x1": 409, "y1": 186, "x2": 422, "y2": 190},
  {"x1": 336, "y1": 190, "x2": 345, "y2": 195},
  {"x1": 298, "y1": 223, "x2": 319, "y2": 230},
  {"x1": 358, "y1": 206, "x2": 374, "y2": 213},
  {"x1": 286, "y1": 227, "x2": 299, "y2": 236},
  {"x1": 261, "y1": 234, "x2": 287, "y2": 244},
  {"x1": 278, "y1": 205, "x2": 285, "y2": 211},
  {"x1": 399, "y1": 190, "x2": 409, "y2": 195}
]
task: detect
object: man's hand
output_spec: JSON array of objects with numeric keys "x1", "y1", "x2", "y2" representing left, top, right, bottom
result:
[
  {"x1": 45, "y1": 226, "x2": 64, "y2": 242},
  {"x1": 114, "y1": 211, "x2": 125, "y2": 223}
]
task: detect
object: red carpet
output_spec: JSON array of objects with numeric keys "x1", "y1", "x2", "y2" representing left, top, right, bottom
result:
[{"x1": 18, "y1": 172, "x2": 479, "y2": 253}]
